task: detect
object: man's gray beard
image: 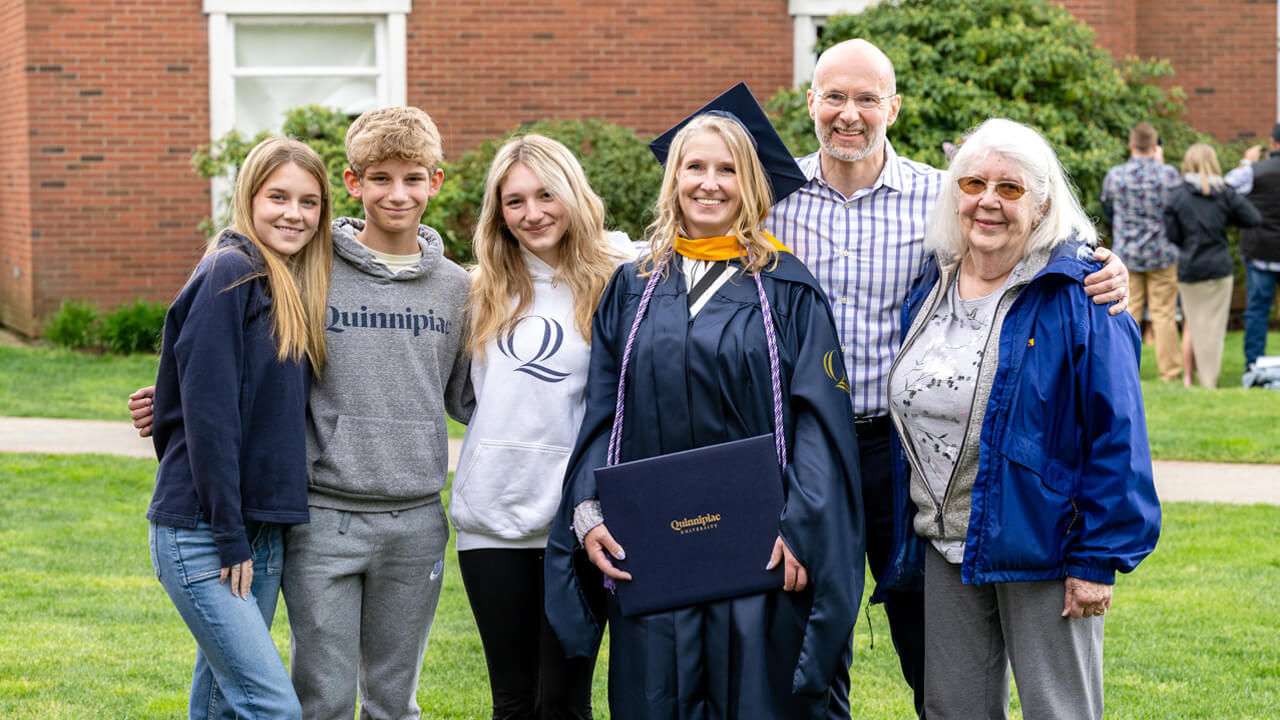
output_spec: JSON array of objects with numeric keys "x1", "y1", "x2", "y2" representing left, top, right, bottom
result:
[{"x1": 818, "y1": 124, "x2": 885, "y2": 164}]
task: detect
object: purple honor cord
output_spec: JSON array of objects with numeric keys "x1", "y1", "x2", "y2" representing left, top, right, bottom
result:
[{"x1": 606, "y1": 248, "x2": 788, "y2": 471}]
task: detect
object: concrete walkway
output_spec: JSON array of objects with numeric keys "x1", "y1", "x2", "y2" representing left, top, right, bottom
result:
[
  {"x1": 0, "y1": 416, "x2": 465, "y2": 477},
  {"x1": 1, "y1": 416, "x2": 1276, "y2": 505}
]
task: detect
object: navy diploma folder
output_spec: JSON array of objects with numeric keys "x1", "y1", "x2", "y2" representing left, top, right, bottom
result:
[{"x1": 594, "y1": 434, "x2": 785, "y2": 616}]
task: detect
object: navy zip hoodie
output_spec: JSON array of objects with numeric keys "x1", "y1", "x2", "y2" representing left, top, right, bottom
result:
[{"x1": 147, "y1": 232, "x2": 310, "y2": 567}]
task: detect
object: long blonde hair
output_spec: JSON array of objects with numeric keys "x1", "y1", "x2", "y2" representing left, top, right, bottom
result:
[
  {"x1": 642, "y1": 114, "x2": 777, "y2": 276},
  {"x1": 1181, "y1": 143, "x2": 1226, "y2": 196},
  {"x1": 213, "y1": 136, "x2": 332, "y2": 373},
  {"x1": 467, "y1": 134, "x2": 621, "y2": 358}
]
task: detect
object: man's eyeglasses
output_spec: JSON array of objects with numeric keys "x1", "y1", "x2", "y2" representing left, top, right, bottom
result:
[
  {"x1": 815, "y1": 91, "x2": 895, "y2": 110},
  {"x1": 955, "y1": 176, "x2": 1027, "y2": 201}
]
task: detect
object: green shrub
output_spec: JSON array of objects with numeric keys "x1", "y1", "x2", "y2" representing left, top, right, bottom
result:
[
  {"x1": 766, "y1": 0, "x2": 1200, "y2": 234},
  {"x1": 193, "y1": 106, "x2": 362, "y2": 237},
  {"x1": 101, "y1": 300, "x2": 167, "y2": 354},
  {"x1": 194, "y1": 110, "x2": 661, "y2": 264},
  {"x1": 279, "y1": 106, "x2": 366, "y2": 223},
  {"x1": 44, "y1": 300, "x2": 102, "y2": 350},
  {"x1": 192, "y1": 127, "x2": 269, "y2": 238}
]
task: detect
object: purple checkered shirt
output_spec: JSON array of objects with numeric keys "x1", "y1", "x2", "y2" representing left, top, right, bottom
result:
[{"x1": 765, "y1": 142, "x2": 943, "y2": 417}]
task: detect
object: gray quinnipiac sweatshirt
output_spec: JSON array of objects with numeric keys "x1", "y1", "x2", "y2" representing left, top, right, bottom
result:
[{"x1": 305, "y1": 217, "x2": 474, "y2": 512}]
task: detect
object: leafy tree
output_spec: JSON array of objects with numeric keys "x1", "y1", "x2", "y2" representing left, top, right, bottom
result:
[
  {"x1": 193, "y1": 110, "x2": 660, "y2": 263},
  {"x1": 766, "y1": 0, "x2": 1201, "y2": 231}
]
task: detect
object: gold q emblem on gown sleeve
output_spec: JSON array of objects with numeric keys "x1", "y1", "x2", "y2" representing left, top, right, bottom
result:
[{"x1": 824, "y1": 350, "x2": 850, "y2": 393}]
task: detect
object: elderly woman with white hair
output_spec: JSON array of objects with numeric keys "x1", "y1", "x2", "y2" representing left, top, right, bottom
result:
[{"x1": 885, "y1": 118, "x2": 1162, "y2": 720}]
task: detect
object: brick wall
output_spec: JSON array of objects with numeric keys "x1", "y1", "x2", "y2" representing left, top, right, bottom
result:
[
  {"x1": 1134, "y1": 0, "x2": 1275, "y2": 142},
  {"x1": 1060, "y1": 0, "x2": 1137, "y2": 58},
  {"x1": 0, "y1": 1, "x2": 34, "y2": 331},
  {"x1": 407, "y1": 0, "x2": 794, "y2": 157},
  {"x1": 1061, "y1": 0, "x2": 1277, "y2": 142},
  {"x1": 13, "y1": 0, "x2": 210, "y2": 336}
]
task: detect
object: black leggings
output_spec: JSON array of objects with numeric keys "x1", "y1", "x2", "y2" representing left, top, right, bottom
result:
[{"x1": 458, "y1": 548, "x2": 600, "y2": 720}]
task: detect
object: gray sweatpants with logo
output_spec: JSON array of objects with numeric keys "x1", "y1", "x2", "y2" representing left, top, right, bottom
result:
[{"x1": 283, "y1": 501, "x2": 449, "y2": 720}]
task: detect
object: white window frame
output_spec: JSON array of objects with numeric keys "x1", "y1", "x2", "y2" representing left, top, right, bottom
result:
[
  {"x1": 202, "y1": 0, "x2": 410, "y2": 218},
  {"x1": 789, "y1": 0, "x2": 880, "y2": 87},
  {"x1": 204, "y1": 0, "x2": 409, "y2": 141}
]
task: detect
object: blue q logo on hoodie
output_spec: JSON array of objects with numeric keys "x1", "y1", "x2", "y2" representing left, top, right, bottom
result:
[{"x1": 500, "y1": 316, "x2": 569, "y2": 383}]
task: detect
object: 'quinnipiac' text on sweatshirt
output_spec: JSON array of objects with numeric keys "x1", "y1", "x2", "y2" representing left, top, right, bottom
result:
[{"x1": 305, "y1": 217, "x2": 473, "y2": 512}]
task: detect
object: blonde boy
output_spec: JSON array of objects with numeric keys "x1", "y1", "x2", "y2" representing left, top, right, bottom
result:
[{"x1": 283, "y1": 106, "x2": 472, "y2": 720}]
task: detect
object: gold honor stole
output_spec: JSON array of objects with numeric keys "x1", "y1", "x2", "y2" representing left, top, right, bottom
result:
[{"x1": 673, "y1": 232, "x2": 792, "y2": 261}]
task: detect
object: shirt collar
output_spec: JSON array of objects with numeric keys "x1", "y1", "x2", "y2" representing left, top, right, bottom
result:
[
  {"x1": 800, "y1": 139, "x2": 907, "y2": 197},
  {"x1": 880, "y1": 141, "x2": 906, "y2": 192}
]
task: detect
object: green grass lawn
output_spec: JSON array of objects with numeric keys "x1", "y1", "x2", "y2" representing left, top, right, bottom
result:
[
  {"x1": 3, "y1": 453, "x2": 1278, "y2": 718},
  {"x1": 2, "y1": 327, "x2": 1280, "y2": 456},
  {"x1": 2, "y1": 330, "x2": 1278, "y2": 459},
  {"x1": 1138, "y1": 330, "x2": 1280, "y2": 463},
  {"x1": 0, "y1": 346, "x2": 159, "y2": 422},
  {"x1": 0, "y1": 345, "x2": 470, "y2": 439}
]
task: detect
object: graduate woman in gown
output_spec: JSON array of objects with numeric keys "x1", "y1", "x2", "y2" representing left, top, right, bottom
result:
[{"x1": 544, "y1": 87, "x2": 866, "y2": 719}]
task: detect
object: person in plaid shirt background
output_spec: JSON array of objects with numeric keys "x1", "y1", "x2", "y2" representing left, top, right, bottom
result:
[{"x1": 1101, "y1": 122, "x2": 1184, "y2": 382}]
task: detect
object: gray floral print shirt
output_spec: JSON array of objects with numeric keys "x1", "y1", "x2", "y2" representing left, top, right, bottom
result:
[{"x1": 889, "y1": 273, "x2": 1009, "y2": 561}]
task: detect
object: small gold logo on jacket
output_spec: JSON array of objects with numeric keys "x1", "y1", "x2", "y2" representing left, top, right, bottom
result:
[
  {"x1": 671, "y1": 513, "x2": 722, "y2": 534},
  {"x1": 824, "y1": 350, "x2": 851, "y2": 392}
]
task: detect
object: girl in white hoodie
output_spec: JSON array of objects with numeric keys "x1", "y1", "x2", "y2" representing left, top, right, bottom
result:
[{"x1": 453, "y1": 134, "x2": 633, "y2": 719}]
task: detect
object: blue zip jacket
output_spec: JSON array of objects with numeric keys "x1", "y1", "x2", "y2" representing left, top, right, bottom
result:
[
  {"x1": 883, "y1": 239, "x2": 1160, "y2": 590},
  {"x1": 147, "y1": 232, "x2": 311, "y2": 567}
]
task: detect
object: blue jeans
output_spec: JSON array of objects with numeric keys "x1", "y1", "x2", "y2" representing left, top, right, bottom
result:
[
  {"x1": 1244, "y1": 261, "x2": 1280, "y2": 368},
  {"x1": 150, "y1": 520, "x2": 300, "y2": 720}
]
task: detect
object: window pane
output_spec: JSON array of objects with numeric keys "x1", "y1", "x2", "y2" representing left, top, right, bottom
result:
[
  {"x1": 236, "y1": 23, "x2": 376, "y2": 68},
  {"x1": 235, "y1": 76, "x2": 377, "y2": 134}
]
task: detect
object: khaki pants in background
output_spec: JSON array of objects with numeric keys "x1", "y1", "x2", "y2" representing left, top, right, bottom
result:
[
  {"x1": 1127, "y1": 264, "x2": 1182, "y2": 382},
  {"x1": 1179, "y1": 275, "x2": 1233, "y2": 389}
]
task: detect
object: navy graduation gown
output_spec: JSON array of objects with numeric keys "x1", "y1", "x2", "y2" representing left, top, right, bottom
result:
[{"x1": 545, "y1": 252, "x2": 866, "y2": 719}]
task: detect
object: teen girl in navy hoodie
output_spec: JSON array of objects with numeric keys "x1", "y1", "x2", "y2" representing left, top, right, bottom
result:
[{"x1": 146, "y1": 137, "x2": 332, "y2": 720}]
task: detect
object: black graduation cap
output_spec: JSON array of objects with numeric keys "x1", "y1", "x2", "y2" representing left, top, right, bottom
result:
[{"x1": 648, "y1": 82, "x2": 807, "y2": 205}]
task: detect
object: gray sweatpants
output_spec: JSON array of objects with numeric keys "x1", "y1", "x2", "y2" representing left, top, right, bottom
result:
[
  {"x1": 283, "y1": 501, "x2": 449, "y2": 720},
  {"x1": 923, "y1": 544, "x2": 1104, "y2": 720}
]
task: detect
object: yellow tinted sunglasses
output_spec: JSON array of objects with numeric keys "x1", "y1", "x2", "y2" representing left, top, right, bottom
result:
[{"x1": 956, "y1": 176, "x2": 1027, "y2": 201}]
